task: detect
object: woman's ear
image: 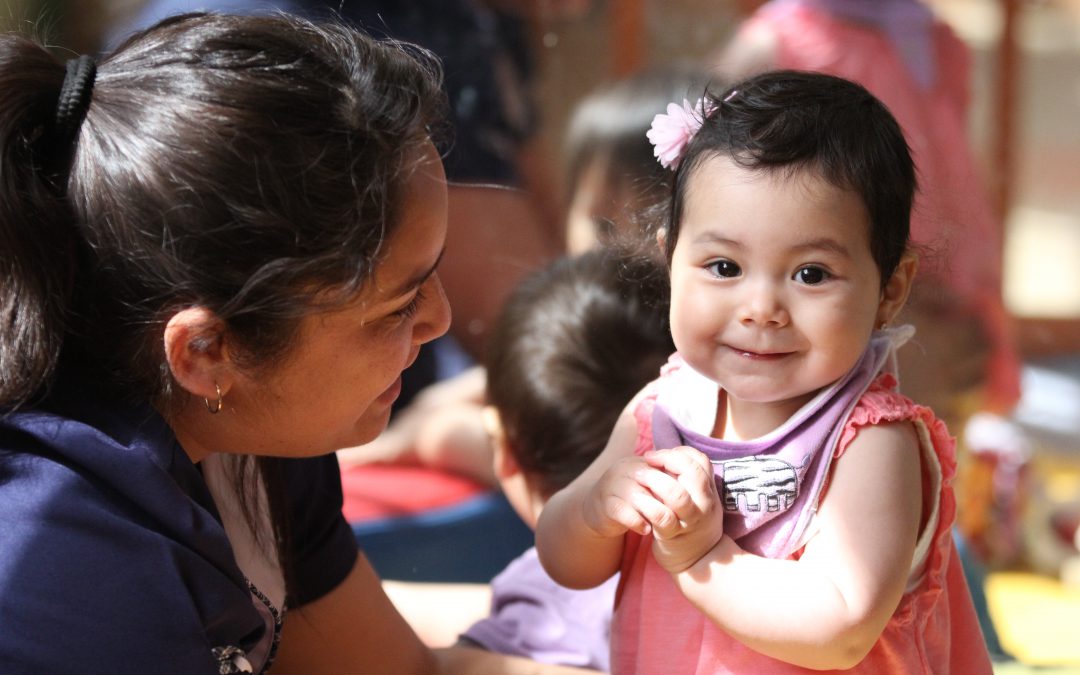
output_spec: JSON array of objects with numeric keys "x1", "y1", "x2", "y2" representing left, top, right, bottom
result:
[
  {"x1": 878, "y1": 252, "x2": 918, "y2": 327},
  {"x1": 656, "y1": 227, "x2": 668, "y2": 252},
  {"x1": 163, "y1": 307, "x2": 233, "y2": 403}
]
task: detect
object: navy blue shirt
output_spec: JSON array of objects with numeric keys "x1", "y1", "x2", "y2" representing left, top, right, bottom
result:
[{"x1": 0, "y1": 373, "x2": 357, "y2": 674}]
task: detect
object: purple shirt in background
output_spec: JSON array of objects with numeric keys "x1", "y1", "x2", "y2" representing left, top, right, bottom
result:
[
  {"x1": 788, "y1": 0, "x2": 937, "y2": 88},
  {"x1": 461, "y1": 547, "x2": 616, "y2": 671}
]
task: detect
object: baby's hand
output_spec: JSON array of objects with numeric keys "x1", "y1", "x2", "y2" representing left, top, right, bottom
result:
[
  {"x1": 639, "y1": 447, "x2": 725, "y2": 574},
  {"x1": 581, "y1": 454, "x2": 665, "y2": 539}
]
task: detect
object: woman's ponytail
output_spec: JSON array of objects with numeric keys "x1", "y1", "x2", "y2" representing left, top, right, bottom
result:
[{"x1": 0, "y1": 34, "x2": 86, "y2": 409}]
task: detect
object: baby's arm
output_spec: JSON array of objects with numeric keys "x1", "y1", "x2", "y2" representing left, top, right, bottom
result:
[
  {"x1": 537, "y1": 398, "x2": 725, "y2": 590},
  {"x1": 670, "y1": 421, "x2": 923, "y2": 670},
  {"x1": 535, "y1": 404, "x2": 644, "y2": 589}
]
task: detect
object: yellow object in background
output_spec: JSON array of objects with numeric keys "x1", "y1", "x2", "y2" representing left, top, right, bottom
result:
[{"x1": 988, "y1": 571, "x2": 1080, "y2": 668}]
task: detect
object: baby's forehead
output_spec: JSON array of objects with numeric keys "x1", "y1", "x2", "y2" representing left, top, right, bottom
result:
[
  {"x1": 680, "y1": 160, "x2": 873, "y2": 239},
  {"x1": 684, "y1": 155, "x2": 862, "y2": 207},
  {"x1": 699, "y1": 154, "x2": 847, "y2": 187}
]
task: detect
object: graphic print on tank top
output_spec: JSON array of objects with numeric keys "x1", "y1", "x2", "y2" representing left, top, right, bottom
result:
[{"x1": 651, "y1": 326, "x2": 913, "y2": 558}]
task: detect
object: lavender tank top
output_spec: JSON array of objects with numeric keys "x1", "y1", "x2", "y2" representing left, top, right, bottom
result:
[{"x1": 651, "y1": 326, "x2": 914, "y2": 559}]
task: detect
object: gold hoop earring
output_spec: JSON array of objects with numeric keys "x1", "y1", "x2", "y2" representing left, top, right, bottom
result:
[{"x1": 204, "y1": 383, "x2": 223, "y2": 414}]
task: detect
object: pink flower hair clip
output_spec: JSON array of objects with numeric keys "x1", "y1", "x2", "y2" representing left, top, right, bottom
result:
[{"x1": 646, "y1": 97, "x2": 715, "y2": 170}]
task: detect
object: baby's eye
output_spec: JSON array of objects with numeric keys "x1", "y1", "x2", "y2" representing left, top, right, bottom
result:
[
  {"x1": 706, "y1": 260, "x2": 741, "y2": 278},
  {"x1": 794, "y1": 266, "x2": 830, "y2": 285}
]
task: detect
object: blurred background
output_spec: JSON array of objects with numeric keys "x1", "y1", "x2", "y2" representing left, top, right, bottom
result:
[{"x1": 7, "y1": 0, "x2": 1079, "y2": 671}]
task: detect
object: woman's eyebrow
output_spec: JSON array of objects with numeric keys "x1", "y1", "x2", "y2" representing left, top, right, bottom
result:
[{"x1": 385, "y1": 247, "x2": 446, "y2": 298}]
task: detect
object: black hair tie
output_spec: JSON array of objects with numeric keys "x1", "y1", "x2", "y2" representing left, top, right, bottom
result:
[{"x1": 55, "y1": 54, "x2": 97, "y2": 140}]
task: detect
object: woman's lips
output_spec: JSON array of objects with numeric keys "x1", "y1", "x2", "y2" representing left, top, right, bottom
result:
[
  {"x1": 379, "y1": 347, "x2": 421, "y2": 405},
  {"x1": 377, "y1": 375, "x2": 403, "y2": 405}
]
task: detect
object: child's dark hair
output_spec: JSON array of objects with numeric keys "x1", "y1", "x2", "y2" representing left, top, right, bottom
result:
[
  {"x1": 0, "y1": 12, "x2": 444, "y2": 410},
  {"x1": 564, "y1": 64, "x2": 711, "y2": 247},
  {"x1": 486, "y1": 249, "x2": 674, "y2": 498},
  {"x1": 565, "y1": 64, "x2": 710, "y2": 200},
  {"x1": 664, "y1": 70, "x2": 915, "y2": 287}
]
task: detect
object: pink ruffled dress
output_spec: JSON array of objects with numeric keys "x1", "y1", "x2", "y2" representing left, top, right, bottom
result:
[{"x1": 610, "y1": 333, "x2": 992, "y2": 674}]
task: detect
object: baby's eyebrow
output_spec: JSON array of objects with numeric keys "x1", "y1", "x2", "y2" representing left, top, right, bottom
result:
[
  {"x1": 692, "y1": 232, "x2": 742, "y2": 248},
  {"x1": 689, "y1": 232, "x2": 852, "y2": 259},
  {"x1": 789, "y1": 238, "x2": 851, "y2": 258}
]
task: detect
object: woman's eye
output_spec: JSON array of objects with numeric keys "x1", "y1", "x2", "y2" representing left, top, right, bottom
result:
[
  {"x1": 392, "y1": 288, "x2": 425, "y2": 319},
  {"x1": 794, "y1": 266, "x2": 830, "y2": 285},
  {"x1": 707, "y1": 260, "x2": 741, "y2": 278}
]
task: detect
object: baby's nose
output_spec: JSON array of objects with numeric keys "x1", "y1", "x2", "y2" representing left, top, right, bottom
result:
[{"x1": 738, "y1": 281, "x2": 789, "y2": 327}]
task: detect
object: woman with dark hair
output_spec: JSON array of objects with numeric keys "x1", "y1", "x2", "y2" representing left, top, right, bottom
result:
[{"x1": 0, "y1": 12, "x2": 589, "y2": 674}]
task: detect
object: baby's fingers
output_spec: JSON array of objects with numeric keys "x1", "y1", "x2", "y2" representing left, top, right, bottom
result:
[
  {"x1": 630, "y1": 468, "x2": 686, "y2": 530},
  {"x1": 643, "y1": 448, "x2": 720, "y2": 513},
  {"x1": 627, "y1": 487, "x2": 680, "y2": 537},
  {"x1": 607, "y1": 494, "x2": 654, "y2": 537},
  {"x1": 645, "y1": 446, "x2": 714, "y2": 477},
  {"x1": 584, "y1": 483, "x2": 655, "y2": 538}
]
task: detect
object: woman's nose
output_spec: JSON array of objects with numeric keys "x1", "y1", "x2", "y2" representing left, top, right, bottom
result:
[{"x1": 414, "y1": 273, "x2": 451, "y2": 344}]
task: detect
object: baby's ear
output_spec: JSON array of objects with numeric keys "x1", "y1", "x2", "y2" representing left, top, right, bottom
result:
[
  {"x1": 483, "y1": 406, "x2": 521, "y2": 479},
  {"x1": 878, "y1": 252, "x2": 918, "y2": 327}
]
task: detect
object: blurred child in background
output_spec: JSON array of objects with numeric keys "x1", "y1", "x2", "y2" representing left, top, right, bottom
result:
[
  {"x1": 385, "y1": 248, "x2": 673, "y2": 665},
  {"x1": 458, "y1": 248, "x2": 674, "y2": 670},
  {"x1": 563, "y1": 65, "x2": 711, "y2": 255}
]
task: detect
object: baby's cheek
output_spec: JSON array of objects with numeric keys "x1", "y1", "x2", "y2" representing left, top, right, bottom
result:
[
  {"x1": 668, "y1": 318, "x2": 696, "y2": 356},
  {"x1": 674, "y1": 300, "x2": 718, "y2": 344}
]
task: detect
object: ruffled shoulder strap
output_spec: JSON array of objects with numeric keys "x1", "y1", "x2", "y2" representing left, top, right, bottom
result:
[
  {"x1": 837, "y1": 373, "x2": 958, "y2": 482},
  {"x1": 840, "y1": 373, "x2": 911, "y2": 438}
]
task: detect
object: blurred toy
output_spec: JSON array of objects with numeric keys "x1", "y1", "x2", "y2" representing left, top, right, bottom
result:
[{"x1": 959, "y1": 412, "x2": 1032, "y2": 568}]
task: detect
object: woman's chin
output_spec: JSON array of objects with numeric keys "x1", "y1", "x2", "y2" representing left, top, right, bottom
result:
[{"x1": 347, "y1": 408, "x2": 395, "y2": 450}]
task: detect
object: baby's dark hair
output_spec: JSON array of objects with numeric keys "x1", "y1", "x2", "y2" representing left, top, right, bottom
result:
[
  {"x1": 664, "y1": 70, "x2": 915, "y2": 287},
  {"x1": 486, "y1": 249, "x2": 674, "y2": 498}
]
